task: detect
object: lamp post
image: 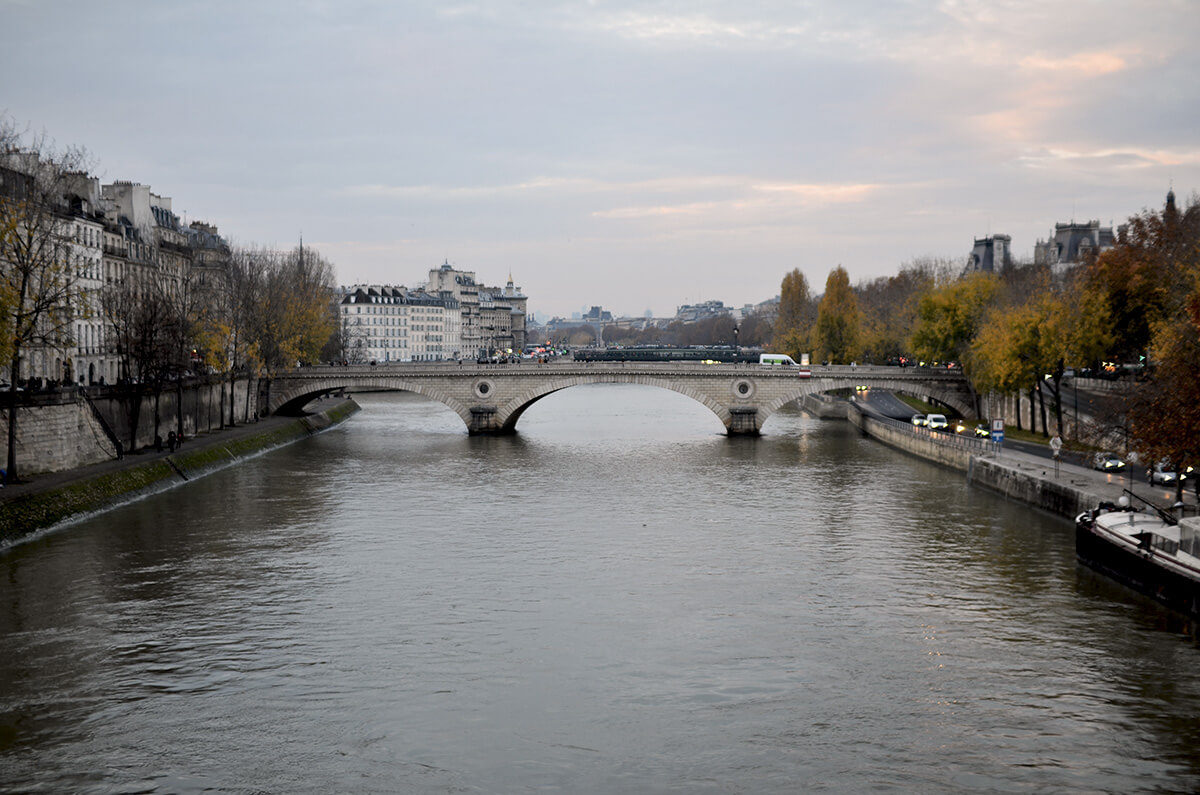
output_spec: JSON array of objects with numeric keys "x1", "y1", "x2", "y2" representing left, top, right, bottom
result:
[
  {"x1": 733, "y1": 324, "x2": 739, "y2": 361},
  {"x1": 482, "y1": 325, "x2": 496, "y2": 362}
]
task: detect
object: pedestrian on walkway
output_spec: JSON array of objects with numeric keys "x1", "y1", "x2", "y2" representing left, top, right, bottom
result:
[{"x1": 1050, "y1": 431, "x2": 1063, "y2": 477}]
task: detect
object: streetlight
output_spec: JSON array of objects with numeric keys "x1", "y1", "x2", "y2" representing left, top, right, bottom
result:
[
  {"x1": 733, "y1": 324, "x2": 739, "y2": 361},
  {"x1": 482, "y1": 325, "x2": 496, "y2": 361}
]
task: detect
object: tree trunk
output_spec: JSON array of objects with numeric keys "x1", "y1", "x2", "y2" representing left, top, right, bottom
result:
[
  {"x1": 1050, "y1": 379, "x2": 1064, "y2": 437},
  {"x1": 176, "y1": 379, "x2": 185, "y2": 439},
  {"x1": 153, "y1": 388, "x2": 162, "y2": 445},
  {"x1": 128, "y1": 386, "x2": 143, "y2": 453},
  {"x1": 1037, "y1": 381, "x2": 1049, "y2": 437},
  {"x1": 1030, "y1": 385, "x2": 1039, "y2": 434},
  {"x1": 5, "y1": 354, "x2": 19, "y2": 484}
]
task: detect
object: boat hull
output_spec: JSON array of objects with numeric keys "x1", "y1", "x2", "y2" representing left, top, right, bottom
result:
[{"x1": 1076, "y1": 518, "x2": 1200, "y2": 619}]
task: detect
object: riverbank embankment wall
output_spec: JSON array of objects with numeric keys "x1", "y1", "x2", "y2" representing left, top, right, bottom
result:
[
  {"x1": 0, "y1": 398, "x2": 359, "y2": 545},
  {"x1": 847, "y1": 400, "x2": 1107, "y2": 522},
  {"x1": 801, "y1": 393, "x2": 848, "y2": 419},
  {"x1": 1, "y1": 377, "x2": 261, "y2": 476}
]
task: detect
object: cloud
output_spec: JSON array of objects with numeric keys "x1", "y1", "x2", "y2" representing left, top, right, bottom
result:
[
  {"x1": 752, "y1": 182, "x2": 880, "y2": 201},
  {"x1": 1019, "y1": 52, "x2": 1129, "y2": 77},
  {"x1": 583, "y1": 10, "x2": 812, "y2": 46},
  {"x1": 344, "y1": 175, "x2": 884, "y2": 227},
  {"x1": 340, "y1": 177, "x2": 589, "y2": 200},
  {"x1": 1019, "y1": 146, "x2": 1200, "y2": 170},
  {"x1": 592, "y1": 180, "x2": 882, "y2": 220}
]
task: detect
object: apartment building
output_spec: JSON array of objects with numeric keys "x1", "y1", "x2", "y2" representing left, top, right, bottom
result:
[{"x1": 336, "y1": 265, "x2": 528, "y2": 363}]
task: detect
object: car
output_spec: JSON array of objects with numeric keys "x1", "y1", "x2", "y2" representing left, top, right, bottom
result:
[
  {"x1": 1149, "y1": 462, "x2": 1178, "y2": 486},
  {"x1": 1092, "y1": 452, "x2": 1127, "y2": 473},
  {"x1": 974, "y1": 423, "x2": 991, "y2": 438},
  {"x1": 926, "y1": 413, "x2": 949, "y2": 430},
  {"x1": 911, "y1": 414, "x2": 926, "y2": 427}
]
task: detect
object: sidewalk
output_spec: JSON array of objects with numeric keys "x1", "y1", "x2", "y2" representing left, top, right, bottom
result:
[{"x1": 990, "y1": 443, "x2": 1199, "y2": 515}]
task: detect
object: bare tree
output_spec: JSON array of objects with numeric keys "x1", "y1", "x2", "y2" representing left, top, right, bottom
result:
[
  {"x1": 157, "y1": 262, "x2": 214, "y2": 437},
  {"x1": 0, "y1": 120, "x2": 90, "y2": 482},
  {"x1": 208, "y1": 246, "x2": 265, "y2": 425},
  {"x1": 322, "y1": 312, "x2": 369, "y2": 364},
  {"x1": 101, "y1": 277, "x2": 173, "y2": 452}
]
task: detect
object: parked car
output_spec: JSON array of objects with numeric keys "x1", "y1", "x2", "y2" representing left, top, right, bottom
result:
[
  {"x1": 1149, "y1": 462, "x2": 1178, "y2": 486},
  {"x1": 926, "y1": 413, "x2": 949, "y2": 430},
  {"x1": 910, "y1": 414, "x2": 927, "y2": 427},
  {"x1": 974, "y1": 423, "x2": 991, "y2": 438},
  {"x1": 1092, "y1": 452, "x2": 1127, "y2": 473}
]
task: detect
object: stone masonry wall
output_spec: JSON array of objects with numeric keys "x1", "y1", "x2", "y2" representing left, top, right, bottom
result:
[
  {"x1": 847, "y1": 401, "x2": 1107, "y2": 521},
  {"x1": 0, "y1": 401, "x2": 116, "y2": 475},
  {"x1": 1, "y1": 377, "x2": 261, "y2": 477}
]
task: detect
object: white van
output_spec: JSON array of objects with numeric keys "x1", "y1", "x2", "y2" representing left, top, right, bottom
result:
[{"x1": 759, "y1": 353, "x2": 798, "y2": 366}]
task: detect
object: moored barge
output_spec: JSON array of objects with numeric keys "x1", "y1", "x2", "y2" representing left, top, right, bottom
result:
[{"x1": 1076, "y1": 492, "x2": 1200, "y2": 619}]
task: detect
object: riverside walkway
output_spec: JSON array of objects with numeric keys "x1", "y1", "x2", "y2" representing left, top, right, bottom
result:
[{"x1": 850, "y1": 396, "x2": 1198, "y2": 522}]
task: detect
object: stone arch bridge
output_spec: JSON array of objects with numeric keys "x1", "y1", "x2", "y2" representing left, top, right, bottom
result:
[{"x1": 270, "y1": 362, "x2": 974, "y2": 436}]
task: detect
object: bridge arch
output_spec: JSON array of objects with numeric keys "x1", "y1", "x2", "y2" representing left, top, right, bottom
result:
[
  {"x1": 492, "y1": 373, "x2": 731, "y2": 433},
  {"x1": 271, "y1": 376, "x2": 476, "y2": 428}
]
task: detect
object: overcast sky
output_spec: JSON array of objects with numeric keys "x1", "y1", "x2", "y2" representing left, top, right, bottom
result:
[{"x1": 3, "y1": 1, "x2": 1198, "y2": 319}]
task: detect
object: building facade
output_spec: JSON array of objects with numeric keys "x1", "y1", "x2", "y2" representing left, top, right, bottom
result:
[
  {"x1": 337, "y1": 285, "x2": 462, "y2": 364},
  {"x1": 1, "y1": 153, "x2": 231, "y2": 387},
  {"x1": 1034, "y1": 221, "x2": 1115, "y2": 270},
  {"x1": 965, "y1": 234, "x2": 1012, "y2": 274},
  {"x1": 336, "y1": 265, "x2": 528, "y2": 363}
]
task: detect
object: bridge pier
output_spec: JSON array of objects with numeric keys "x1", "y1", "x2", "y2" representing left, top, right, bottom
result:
[
  {"x1": 727, "y1": 406, "x2": 761, "y2": 436},
  {"x1": 468, "y1": 406, "x2": 511, "y2": 435}
]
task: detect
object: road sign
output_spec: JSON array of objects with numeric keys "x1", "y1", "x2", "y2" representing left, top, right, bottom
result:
[{"x1": 991, "y1": 418, "x2": 1005, "y2": 445}]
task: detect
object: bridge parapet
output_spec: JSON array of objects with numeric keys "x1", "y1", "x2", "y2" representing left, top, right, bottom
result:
[{"x1": 269, "y1": 362, "x2": 973, "y2": 435}]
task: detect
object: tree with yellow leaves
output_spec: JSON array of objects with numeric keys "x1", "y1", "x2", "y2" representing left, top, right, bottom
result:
[
  {"x1": 772, "y1": 267, "x2": 815, "y2": 359},
  {"x1": 909, "y1": 271, "x2": 1000, "y2": 414},
  {"x1": 814, "y1": 265, "x2": 861, "y2": 364},
  {"x1": 972, "y1": 269, "x2": 1110, "y2": 435}
]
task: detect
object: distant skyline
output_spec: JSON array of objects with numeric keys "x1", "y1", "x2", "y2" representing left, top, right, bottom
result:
[{"x1": 3, "y1": 1, "x2": 1198, "y2": 318}]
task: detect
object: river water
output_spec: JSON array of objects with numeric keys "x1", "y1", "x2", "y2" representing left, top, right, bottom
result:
[{"x1": 3, "y1": 386, "x2": 1200, "y2": 793}]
